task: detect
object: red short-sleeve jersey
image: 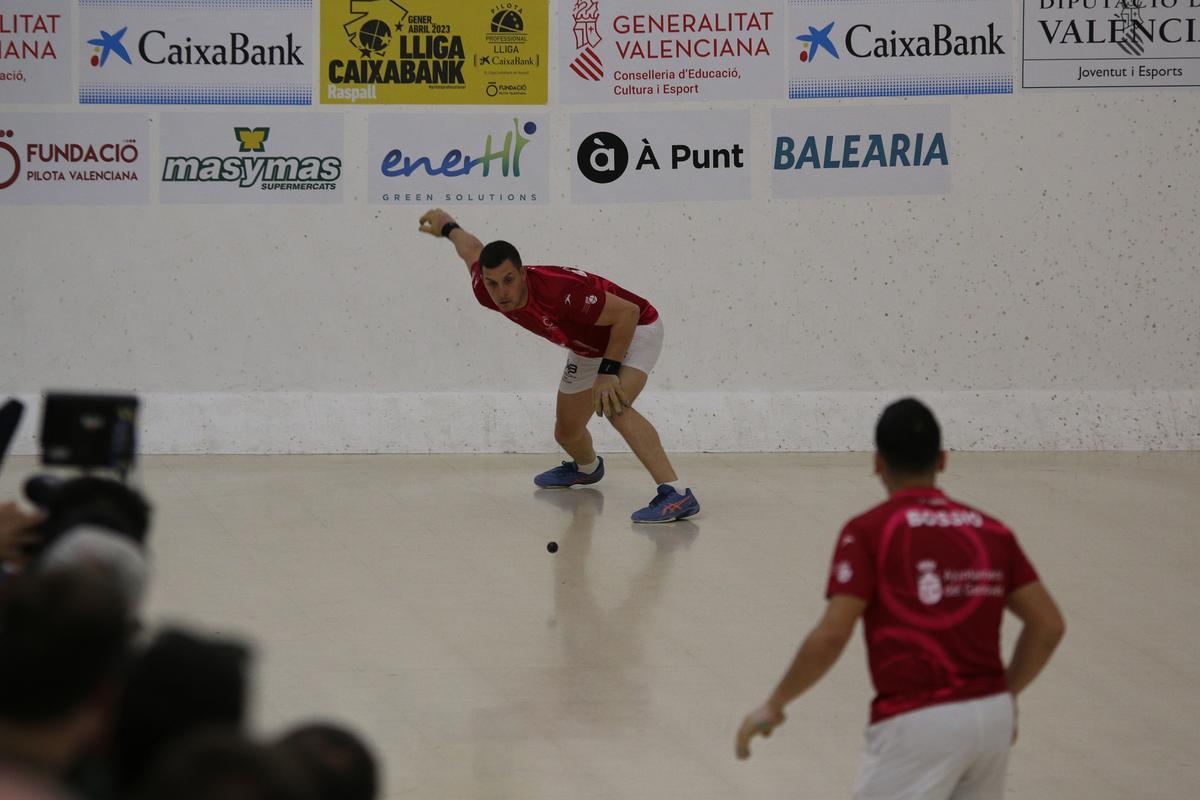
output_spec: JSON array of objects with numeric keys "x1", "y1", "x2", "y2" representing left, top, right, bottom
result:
[
  {"x1": 826, "y1": 487, "x2": 1039, "y2": 724},
  {"x1": 471, "y1": 263, "x2": 658, "y2": 357}
]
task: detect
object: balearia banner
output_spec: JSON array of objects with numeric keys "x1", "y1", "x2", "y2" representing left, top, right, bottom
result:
[{"x1": 772, "y1": 105, "x2": 952, "y2": 197}]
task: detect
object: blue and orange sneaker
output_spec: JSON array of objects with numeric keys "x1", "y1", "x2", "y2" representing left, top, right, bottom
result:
[
  {"x1": 631, "y1": 484, "x2": 700, "y2": 523},
  {"x1": 533, "y1": 457, "x2": 605, "y2": 488}
]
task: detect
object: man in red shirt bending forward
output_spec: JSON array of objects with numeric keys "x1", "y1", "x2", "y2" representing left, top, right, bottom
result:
[
  {"x1": 737, "y1": 398, "x2": 1064, "y2": 800},
  {"x1": 419, "y1": 208, "x2": 699, "y2": 524}
]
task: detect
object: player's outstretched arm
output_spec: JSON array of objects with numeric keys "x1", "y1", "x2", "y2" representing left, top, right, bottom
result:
[
  {"x1": 736, "y1": 594, "x2": 865, "y2": 760},
  {"x1": 419, "y1": 208, "x2": 483, "y2": 271}
]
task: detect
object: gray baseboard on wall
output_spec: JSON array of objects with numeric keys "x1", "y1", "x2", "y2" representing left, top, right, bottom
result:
[{"x1": 6, "y1": 390, "x2": 1198, "y2": 455}]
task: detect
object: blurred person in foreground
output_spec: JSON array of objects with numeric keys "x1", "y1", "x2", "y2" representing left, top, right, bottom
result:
[
  {"x1": 0, "y1": 569, "x2": 130, "y2": 795},
  {"x1": 274, "y1": 721, "x2": 378, "y2": 800}
]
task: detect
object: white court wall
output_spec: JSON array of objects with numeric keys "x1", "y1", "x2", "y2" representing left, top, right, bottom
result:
[{"x1": 2, "y1": 19, "x2": 1198, "y2": 454}]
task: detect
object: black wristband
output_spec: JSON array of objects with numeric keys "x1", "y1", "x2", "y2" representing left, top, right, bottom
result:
[
  {"x1": 440, "y1": 221, "x2": 460, "y2": 238},
  {"x1": 598, "y1": 358, "x2": 622, "y2": 376}
]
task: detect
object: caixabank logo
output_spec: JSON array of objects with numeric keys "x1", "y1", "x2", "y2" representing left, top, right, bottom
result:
[
  {"x1": 795, "y1": 21, "x2": 1004, "y2": 62},
  {"x1": 787, "y1": 0, "x2": 1014, "y2": 99},
  {"x1": 78, "y1": 0, "x2": 313, "y2": 105},
  {"x1": 85, "y1": 26, "x2": 302, "y2": 68},
  {"x1": 327, "y1": 1, "x2": 466, "y2": 93},
  {"x1": 161, "y1": 128, "x2": 342, "y2": 192}
]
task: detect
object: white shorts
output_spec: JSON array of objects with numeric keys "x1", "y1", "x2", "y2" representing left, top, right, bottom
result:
[
  {"x1": 853, "y1": 693, "x2": 1014, "y2": 800},
  {"x1": 558, "y1": 318, "x2": 664, "y2": 395}
]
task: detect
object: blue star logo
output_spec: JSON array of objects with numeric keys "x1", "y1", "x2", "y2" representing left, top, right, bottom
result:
[
  {"x1": 796, "y1": 22, "x2": 839, "y2": 62},
  {"x1": 87, "y1": 27, "x2": 133, "y2": 67}
]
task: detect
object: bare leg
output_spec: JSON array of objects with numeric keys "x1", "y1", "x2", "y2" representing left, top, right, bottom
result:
[
  {"x1": 555, "y1": 389, "x2": 597, "y2": 464},
  {"x1": 606, "y1": 367, "x2": 679, "y2": 486}
]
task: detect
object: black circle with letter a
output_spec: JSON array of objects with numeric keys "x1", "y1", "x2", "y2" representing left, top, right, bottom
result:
[{"x1": 577, "y1": 131, "x2": 628, "y2": 184}]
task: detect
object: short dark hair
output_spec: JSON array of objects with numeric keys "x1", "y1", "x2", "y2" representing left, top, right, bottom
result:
[
  {"x1": 0, "y1": 569, "x2": 130, "y2": 723},
  {"x1": 114, "y1": 629, "x2": 250, "y2": 792},
  {"x1": 479, "y1": 240, "x2": 522, "y2": 270},
  {"x1": 276, "y1": 722, "x2": 378, "y2": 800},
  {"x1": 875, "y1": 398, "x2": 942, "y2": 474},
  {"x1": 136, "y1": 733, "x2": 313, "y2": 800}
]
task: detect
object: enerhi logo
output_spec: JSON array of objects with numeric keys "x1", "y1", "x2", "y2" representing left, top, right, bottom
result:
[
  {"x1": 380, "y1": 118, "x2": 537, "y2": 178},
  {"x1": 162, "y1": 128, "x2": 341, "y2": 190}
]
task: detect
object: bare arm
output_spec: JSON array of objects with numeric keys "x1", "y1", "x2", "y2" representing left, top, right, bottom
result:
[
  {"x1": 766, "y1": 594, "x2": 866, "y2": 710},
  {"x1": 594, "y1": 292, "x2": 640, "y2": 362},
  {"x1": 590, "y1": 292, "x2": 640, "y2": 418},
  {"x1": 736, "y1": 594, "x2": 867, "y2": 759},
  {"x1": 1005, "y1": 581, "x2": 1065, "y2": 696},
  {"x1": 418, "y1": 208, "x2": 483, "y2": 271},
  {"x1": 0, "y1": 501, "x2": 44, "y2": 570}
]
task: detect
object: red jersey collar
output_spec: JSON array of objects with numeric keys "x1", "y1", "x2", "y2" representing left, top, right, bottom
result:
[{"x1": 889, "y1": 486, "x2": 946, "y2": 501}]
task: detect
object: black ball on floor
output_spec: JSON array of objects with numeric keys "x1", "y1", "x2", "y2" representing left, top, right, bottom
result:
[{"x1": 547, "y1": 541, "x2": 558, "y2": 554}]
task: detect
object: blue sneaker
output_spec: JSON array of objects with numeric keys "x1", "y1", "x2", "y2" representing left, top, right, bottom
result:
[
  {"x1": 533, "y1": 456, "x2": 605, "y2": 488},
  {"x1": 631, "y1": 484, "x2": 700, "y2": 523}
]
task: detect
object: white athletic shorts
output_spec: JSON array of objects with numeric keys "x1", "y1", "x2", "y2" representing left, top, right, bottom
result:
[
  {"x1": 852, "y1": 693, "x2": 1014, "y2": 800},
  {"x1": 558, "y1": 318, "x2": 664, "y2": 395}
]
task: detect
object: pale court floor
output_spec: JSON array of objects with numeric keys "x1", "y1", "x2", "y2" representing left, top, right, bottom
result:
[{"x1": 3, "y1": 452, "x2": 1197, "y2": 799}]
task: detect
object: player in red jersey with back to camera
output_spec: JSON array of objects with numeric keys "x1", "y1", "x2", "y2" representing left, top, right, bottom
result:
[
  {"x1": 736, "y1": 398, "x2": 1065, "y2": 800},
  {"x1": 418, "y1": 208, "x2": 699, "y2": 524}
]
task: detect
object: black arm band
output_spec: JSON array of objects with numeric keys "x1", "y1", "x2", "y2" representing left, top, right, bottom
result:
[
  {"x1": 598, "y1": 359, "x2": 622, "y2": 376},
  {"x1": 440, "y1": 222, "x2": 460, "y2": 238}
]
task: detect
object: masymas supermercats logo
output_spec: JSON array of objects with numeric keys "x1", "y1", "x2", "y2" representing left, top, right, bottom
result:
[{"x1": 162, "y1": 127, "x2": 341, "y2": 191}]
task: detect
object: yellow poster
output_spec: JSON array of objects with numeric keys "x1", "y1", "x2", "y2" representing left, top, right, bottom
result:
[{"x1": 321, "y1": 1, "x2": 548, "y2": 105}]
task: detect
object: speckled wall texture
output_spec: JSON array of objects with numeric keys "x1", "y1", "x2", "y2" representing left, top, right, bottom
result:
[{"x1": 3, "y1": 92, "x2": 1197, "y2": 452}]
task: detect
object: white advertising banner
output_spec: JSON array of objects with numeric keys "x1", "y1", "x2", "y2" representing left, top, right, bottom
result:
[
  {"x1": 0, "y1": 113, "x2": 150, "y2": 205},
  {"x1": 79, "y1": 0, "x2": 313, "y2": 105},
  {"x1": 787, "y1": 0, "x2": 1013, "y2": 98},
  {"x1": 0, "y1": 0, "x2": 70, "y2": 104},
  {"x1": 570, "y1": 110, "x2": 751, "y2": 203},
  {"x1": 160, "y1": 113, "x2": 344, "y2": 204},
  {"x1": 558, "y1": 0, "x2": 787, "y2": 103},
  {"x1": 1023, "y1": 0, "x2": 1200, "y2": 89},
  {"x1": 368, "y1": 113, "x2": 548, "y2": 205},
  {"x1": 771, "y1": 105, "x2": 952, "y2": 198}
]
